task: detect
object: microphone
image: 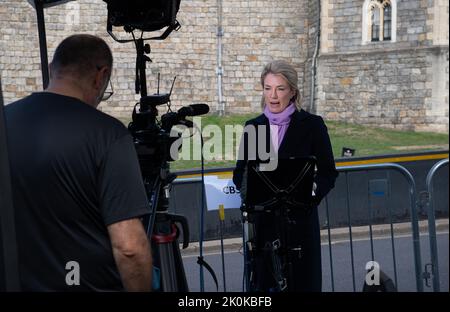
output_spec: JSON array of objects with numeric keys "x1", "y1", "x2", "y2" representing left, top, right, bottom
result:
[
  {"x1": 161, "y1": 104, "x2": 209, "y2": 131},
  {"x1": 177, "y1": 104, "x2": 209, "y2": 118}
]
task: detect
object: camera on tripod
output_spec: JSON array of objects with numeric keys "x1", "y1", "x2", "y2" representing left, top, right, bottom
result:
[{"x1": 103, "y1": 0, "x2": 211, "y2": 292}]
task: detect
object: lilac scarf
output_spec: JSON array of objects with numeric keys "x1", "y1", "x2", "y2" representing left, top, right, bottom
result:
[{"x1": 263, "y1": 102, "x2": 297, "y2": 150}]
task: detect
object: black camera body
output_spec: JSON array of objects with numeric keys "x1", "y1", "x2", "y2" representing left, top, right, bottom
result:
[{"x1": 128, "y1": 106, "x2": 181, "y2": 177}]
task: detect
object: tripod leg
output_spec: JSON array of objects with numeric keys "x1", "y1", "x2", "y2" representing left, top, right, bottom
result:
[
  {"x1": 152, "y1": 221, "x2": 189, "y2": 292},
  {"x1": 269, "y1": 240, "x2": 287, "y2": 291},
  {"x1": 172, "y1": 238, "x2": 189, "y2": 292},
  {"x1": 156, "y1": 242, "x2": 179, "y2": 292},
  {"x1": 242, "y1": 212, "x2": 251, "y2": 291}
]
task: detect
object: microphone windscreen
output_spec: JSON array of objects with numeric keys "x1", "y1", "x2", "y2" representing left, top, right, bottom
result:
[
  {"x1": 178, "y1": 104, "x2": 210, "y2": 117},
  {"x1": 189, "y1": 104, "x2": 210, "y2": 116}
]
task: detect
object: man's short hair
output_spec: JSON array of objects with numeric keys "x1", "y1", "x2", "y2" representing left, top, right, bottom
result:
[{"x1": 50, "y1": 34, "x2": 113, "y2": 77}]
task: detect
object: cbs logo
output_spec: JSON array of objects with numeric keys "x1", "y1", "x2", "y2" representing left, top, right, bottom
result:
[{"x1": 222, "y1": 186, "x2": 240, "y2": 194}]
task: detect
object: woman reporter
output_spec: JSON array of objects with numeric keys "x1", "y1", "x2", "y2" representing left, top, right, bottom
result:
[{"x1": 233, "y1": 60, "x2": 338, "y2": 292}]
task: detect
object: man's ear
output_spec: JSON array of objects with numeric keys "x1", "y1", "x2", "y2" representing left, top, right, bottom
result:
[{"x1": 94, "y1": 66, "x2": 110, "y2": 90}]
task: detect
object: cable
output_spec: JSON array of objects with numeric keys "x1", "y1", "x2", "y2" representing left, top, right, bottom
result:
[
  {"x1": 194, "y1": 121, "x2": 206, "y2": 292},
  {"x1": 193, "y1": 121, "x2": 219, "y2": 292}
]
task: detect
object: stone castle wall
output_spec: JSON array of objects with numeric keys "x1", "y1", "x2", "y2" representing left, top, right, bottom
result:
[
  {"x1": 0, "y1": 0, "x2": 448, "y2": 132},
  {"x1": 0, "y1": 0, "x2": 310, "y2": 118},
  {"x1": 318, "y1": 0, "x2": 448, "y2": 132}
]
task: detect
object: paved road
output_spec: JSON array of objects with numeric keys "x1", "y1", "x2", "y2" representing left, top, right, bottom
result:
[{"x1": 181, "y1": 232, "x2": 449, "y2": 292}]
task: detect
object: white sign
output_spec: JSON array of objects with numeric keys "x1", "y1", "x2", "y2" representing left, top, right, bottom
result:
[{"x1": 204, "y1": 175, "x2": 242, "y2": 211}]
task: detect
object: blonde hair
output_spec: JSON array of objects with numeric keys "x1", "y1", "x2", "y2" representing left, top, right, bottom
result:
[{"x1": 260, "y1": 60, "x2": 301, "y2": 109}]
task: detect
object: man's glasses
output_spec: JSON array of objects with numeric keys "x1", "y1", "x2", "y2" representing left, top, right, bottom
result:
[
  {"x1": 101, "y1": 79, "x2": 114, "y2": 101},
  {"x1": 96, "y1": 65, "x2": 114, "y2": 102}
]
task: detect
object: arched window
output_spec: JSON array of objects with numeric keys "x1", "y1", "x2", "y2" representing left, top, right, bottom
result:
[
  {"x1": 371, "y1": 4, "x2": 381, "y2": 41},
  {"x1": 362, "y1": 0, "x2": 396, "y2": 44},
  {"x1": 383, "y1": 4, "x2": 392, "y2": 40}
]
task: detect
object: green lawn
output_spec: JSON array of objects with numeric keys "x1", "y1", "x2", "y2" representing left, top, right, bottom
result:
[
  {"x1": 326, "y1": 121, "x2": 449, "y2": 159},
  {"x1": 119, "y1": 114, "x2": 449, "y2": 171}
]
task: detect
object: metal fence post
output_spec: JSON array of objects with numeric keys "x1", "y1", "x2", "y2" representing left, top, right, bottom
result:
[{"x1": 425, "y1": 158, "x2": 449, "y2": 292}]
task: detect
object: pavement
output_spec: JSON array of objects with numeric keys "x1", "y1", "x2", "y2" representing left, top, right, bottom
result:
[{"x1": 180, "y1": 218, "x2": 449, "y2": 256}]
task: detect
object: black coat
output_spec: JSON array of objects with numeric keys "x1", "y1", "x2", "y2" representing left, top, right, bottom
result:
[
  {"x1": 233, "y1": 109, "x2": 338, "y2": 204},
  {"x1": 233, "y1": 109, "x2": 338, "y2": 292}
]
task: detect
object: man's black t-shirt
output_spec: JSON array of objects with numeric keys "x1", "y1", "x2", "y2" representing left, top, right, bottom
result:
[{"x1": 5, "y1": 92, "x2": 150, "y2": 291}]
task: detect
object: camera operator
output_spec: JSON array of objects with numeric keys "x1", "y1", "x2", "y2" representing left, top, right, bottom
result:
[{"x1": 4, "y1": 34, "x2": 152, "y2": 291}]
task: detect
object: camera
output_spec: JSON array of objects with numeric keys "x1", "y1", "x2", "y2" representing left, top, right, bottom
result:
[{"x1": 128, "y1": 97, "x2": 209, "y2": 177}]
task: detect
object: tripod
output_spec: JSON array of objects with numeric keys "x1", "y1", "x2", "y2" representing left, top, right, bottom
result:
[
  {"x1": 243, "y1": 158, "x2": 316, "y2": 292},
  {"x1": 244, "y1": 193, "x2": 300, "y2": 292},
  {"x1": 143, "y1": 163, "x2": 189, "y2": 292},
  {"x1": 127, "y1": 36, "x2": 190, "y2": 292}
]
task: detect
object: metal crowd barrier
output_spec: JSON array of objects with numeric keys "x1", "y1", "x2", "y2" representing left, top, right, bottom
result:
[
  {"x1": 323, "y1": 163, "x2": 423, "y2": 292},
  {"x1": 172, "y1": 159, "x2": 448, "y2": 292},
  {"x1": 424, "y1": 158, "x2": 449, "y2": 292}
]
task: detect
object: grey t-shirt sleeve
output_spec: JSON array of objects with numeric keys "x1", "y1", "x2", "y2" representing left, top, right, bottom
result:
[{"x1": 98, "y1": 134, "x2": 151, "y2": 226}]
